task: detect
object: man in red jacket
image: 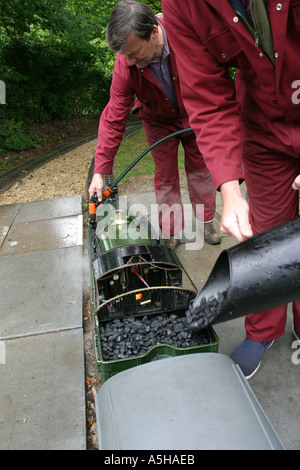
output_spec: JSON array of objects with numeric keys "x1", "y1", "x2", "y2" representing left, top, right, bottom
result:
[
  {"x1": 88, "y1": 0, "x2": 221, "y2": 248},
  {"x1": 162, "y1": 0, "x2": 300, "y2": 378}
]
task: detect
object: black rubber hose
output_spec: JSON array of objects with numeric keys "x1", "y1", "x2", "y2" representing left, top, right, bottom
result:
[
  {"x1": 90, "y1": 127, "x2": 193, "y2": 203},
  {"x1": 110, "y1": 127, "x2": 192, "y2": 190}
]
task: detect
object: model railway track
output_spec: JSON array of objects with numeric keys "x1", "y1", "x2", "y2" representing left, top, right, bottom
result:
[{"x1": 0, "y1": 122, "x2": 142, "y2": 195}]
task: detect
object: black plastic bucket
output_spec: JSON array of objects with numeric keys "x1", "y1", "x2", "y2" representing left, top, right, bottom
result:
[{"x1": 187, "y1": 216, "x2": 300, "y2": 330}]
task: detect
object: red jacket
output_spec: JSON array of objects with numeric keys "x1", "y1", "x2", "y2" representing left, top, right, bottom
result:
[
  {"x1": 94, "y1": 19, "x2": 189, "y2": 174},
  {"x1": 162, "y1": 0, "x2": 300, "y2": 189}
]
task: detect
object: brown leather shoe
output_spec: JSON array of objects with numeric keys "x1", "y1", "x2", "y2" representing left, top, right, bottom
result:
[
  {"x1": 163, "y1": 236, "x2": 180, "y2": 250},
  {"x1": 204, "y1": 222, "x2": 221, "y2": 245}
]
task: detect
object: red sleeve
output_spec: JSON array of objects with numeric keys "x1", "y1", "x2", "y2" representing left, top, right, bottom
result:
[
  {"x1": 162, "y1": 0, "x2": 244, "y2": 190},
  {"x1": 94, "y1": 56, "x2": 134, "y2": 174}
]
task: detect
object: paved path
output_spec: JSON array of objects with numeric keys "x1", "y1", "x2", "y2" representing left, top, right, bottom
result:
[{"x1": 0, "y1": 195, "x2": 86, "y2": 450}]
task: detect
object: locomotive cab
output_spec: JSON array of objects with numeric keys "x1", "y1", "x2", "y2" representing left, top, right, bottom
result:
[{"x1": 88, "y1": 194, "x2": 197, "y2": 322}]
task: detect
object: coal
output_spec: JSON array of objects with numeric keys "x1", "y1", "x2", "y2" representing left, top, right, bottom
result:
[
  {"x1": 99, "y1": 312, "x2": 212, "y2": 361},
  {"x1": 186, "y1": 290, "x2": 228, "y2": 330}
]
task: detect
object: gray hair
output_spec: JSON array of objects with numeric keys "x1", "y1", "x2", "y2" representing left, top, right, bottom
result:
[{"x1": 106, "y1": 1, "x2": 159, "y2": 52}]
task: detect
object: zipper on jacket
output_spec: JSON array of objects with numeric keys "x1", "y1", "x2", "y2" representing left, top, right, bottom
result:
[
  {"x1": 250, "y1": 0, "x2": 260, "y2": 47},
  {"x1": 254, "y1": 30, "x2": 259, "y2": 47}
]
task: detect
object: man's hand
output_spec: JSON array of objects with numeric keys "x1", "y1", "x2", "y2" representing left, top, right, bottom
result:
[
  {"x1": 89, "y1": 173, "x2": 104, "y2": 201},
  {"x1": 292, "y1": 174, "x2": 300, "y2": 191},
  {"x1": 220, "y1": 180, "x2": 253, "y2": 242}
]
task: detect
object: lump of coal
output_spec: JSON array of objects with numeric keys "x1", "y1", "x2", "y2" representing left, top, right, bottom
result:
[
  {"x1": 99, "y1": 312, "x2": 212, "y2": 361},
  {"x1": 186, "y1": 290, "x2": 228, "y2": 330}
]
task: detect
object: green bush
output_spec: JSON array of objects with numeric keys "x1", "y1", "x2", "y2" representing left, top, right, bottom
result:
[{"x1": 0, "y1": 119, "x2": 40, "y2": 152}]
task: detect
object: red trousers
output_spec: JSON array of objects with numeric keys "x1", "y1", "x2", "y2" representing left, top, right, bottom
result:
[
  {"x1": 142, "y1": 118, "x2": 216, "y2": 236},
  {"x1": 243, "y1": 124, "x2": 300, "y2": 341}
]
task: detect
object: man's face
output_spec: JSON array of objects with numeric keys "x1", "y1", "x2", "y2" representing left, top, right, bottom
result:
[{"x1": 121, "y1": 27, "x2": 158, "y2": 68}]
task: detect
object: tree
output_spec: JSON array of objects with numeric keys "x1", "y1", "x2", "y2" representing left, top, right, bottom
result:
[
  {"x1": 0, "y1": 0, "x2": 114, "y2": 122},
  {"x1": 0, "y1": 0, "x2": 163, "y2": 131}
]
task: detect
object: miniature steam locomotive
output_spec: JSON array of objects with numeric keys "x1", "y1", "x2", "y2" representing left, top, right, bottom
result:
[{"x1": 87, "y1": 177, "x2": 218, "y2": 382}]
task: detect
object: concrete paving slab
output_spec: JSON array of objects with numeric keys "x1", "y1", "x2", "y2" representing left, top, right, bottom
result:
[
  {"x1": 13, "y1": 195, "x2": 82, "y2": 224},
  {"x1": 0, "y1": 329, "x2": 86, "y2": 450},
  {"x1": 0, "y1": 203, "x2": 21, "y2": 249},
  {"x1": 0, "y1": 195, "x2": 86, "y2": 450},
  {"x1": 0, "y1": 215, "x2": 83, "y2": 256},
  {"x1": 0, "y1": 196, "x2": 82, "y2": 254},
  {"x1": 0, "y1": 225, "x2": 9, "y2": 249},
  {"x1": 0, "y1": 246, "x2": 83, "y2": 340},
  {"x1": 0, "y1": 202, "x2": 21, "y2": 226}
]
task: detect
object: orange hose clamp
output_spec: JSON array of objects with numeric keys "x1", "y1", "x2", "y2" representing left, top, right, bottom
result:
[{"x1": 102, "y1": 188, "x2": 112, "y2": 201}]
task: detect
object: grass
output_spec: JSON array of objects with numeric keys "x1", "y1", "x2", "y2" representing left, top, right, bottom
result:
[{"x1": 114, "y1": 128, "x2": 185, "y2": 184}]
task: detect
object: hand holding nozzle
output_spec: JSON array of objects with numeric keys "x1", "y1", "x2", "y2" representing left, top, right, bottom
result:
[
  {"x1": 88, "y1": 189, "x2": 113, "y2": 225},
  {"x1": 88, "y1": 187, "x2": 113, "y2": 229}
]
